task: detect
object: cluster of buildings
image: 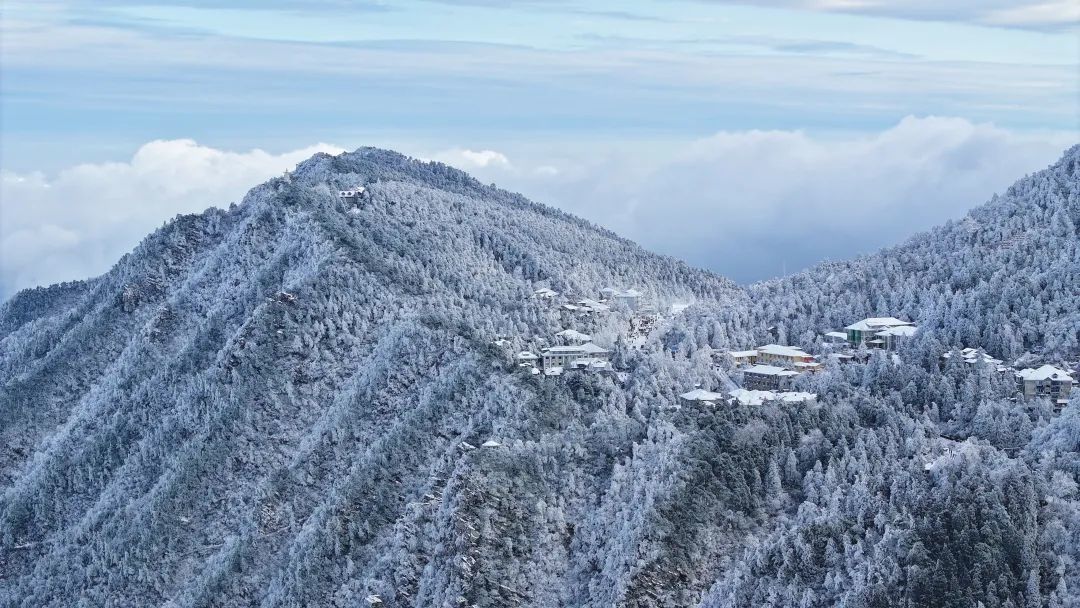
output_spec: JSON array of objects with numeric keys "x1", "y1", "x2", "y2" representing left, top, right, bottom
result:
[
  {"x1": 514, "y1": 330, "x2": 613, "y2": 377},
  {"x1": 726, "y1": 344, "x2": 821, "y2": 390},
  {"x1": 939, "y1": 347, "x2": 1075, "y2": 409},
  {"x1": 533, "y1": 286, "x2": 646, "y2": 315},
  {"x1": 941, "y1": 347, "x2": 1009, "y2": 372}
]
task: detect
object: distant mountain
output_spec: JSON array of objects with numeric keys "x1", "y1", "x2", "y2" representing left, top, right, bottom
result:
[{"x1": 1, "y1": 146, "x2": 1077, "y2": 607}]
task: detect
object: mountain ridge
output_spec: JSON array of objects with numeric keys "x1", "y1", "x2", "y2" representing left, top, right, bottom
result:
[{"x1": 1, "y1": 144, "x2": 1078, "y2": 607}]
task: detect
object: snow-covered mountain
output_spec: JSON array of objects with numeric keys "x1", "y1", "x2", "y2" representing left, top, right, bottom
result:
[
  {"x1": 1, "y1": 146, "x2": 1078, "y2": 607},
  {"x1": 746, "y1": 144, "x2": 1080, "y2": 361}
]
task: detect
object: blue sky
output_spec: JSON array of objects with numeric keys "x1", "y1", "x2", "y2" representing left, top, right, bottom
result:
[{"x1": 1, "y1": 0, "x2": 1078, "y2": 294}]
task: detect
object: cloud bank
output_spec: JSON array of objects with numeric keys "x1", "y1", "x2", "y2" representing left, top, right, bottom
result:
[
  {"x1": 1, "y1": 118, "x2": 1074, "y2": 299},
  {"x1": 1, "y1": 139, "x2": 343, "y2": 298},
  {"x1": 698, "y1": 0, "x2": 1080, "y2": 31},
  {"x1": 440, "y1": 117, "x2": 1076, "y2": 282}
]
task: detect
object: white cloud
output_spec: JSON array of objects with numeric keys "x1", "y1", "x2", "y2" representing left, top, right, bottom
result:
[
  {"x1": 2, "y1": 120, "x2": 1074, "y2": 299},
  {"x1": 430, "y1": 148, "x2": 513, "y2": 170},
  {"x1": 0, "y1": 139, "x2": 343, "y2": 297},
  {"x1": 706, "y1": 0, "x2": 1080, "y2": 30},
  {"x1": 455, "y1": 116, "x2": 1076, "y2": 283},
  {"x1": 983, "y1": 1, "x2": 1080, "y2": 29}
]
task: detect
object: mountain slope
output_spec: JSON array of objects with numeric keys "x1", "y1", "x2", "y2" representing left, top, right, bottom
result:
[
  {"x1": 0, "y1": 149, "x2": 753, "y2": 607},
  {"x1": 746, "y1": 144, "x2": 1080, "y2": 360},
  {"x1": 1, "y1": 146, "x2": 1078, "y2": 608}
]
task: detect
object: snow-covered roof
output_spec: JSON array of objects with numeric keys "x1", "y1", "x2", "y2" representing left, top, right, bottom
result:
[
  {"x1": 729, "y1": 350, "x2": 759, "y2": 358},
  {"x1": 756, "y1": 344, "x2": 811, "y2": 358},
  {"x1": 844, "y1": 317, "x2": 913, "y2": 331},
  {"x1": 670, "y1": 303, "x2": 691, "y2": 315},
  {"x1": 728, "y1": 389, "x2": 773, "y2": 405},
  {"x1": 556, "y1": 329, "x2": 592, "y2": 342},
  {"x1": 877, "y1": 325, "x2": 918, "y2": 337},
  {"x1": 794, "y1": 361, "x2": 821, "y2": 368},
  {"x1": 680, "y1": 388, "x2": 726, "y2": 402},
  {"x1": 516, "y1": 351, "x2": 538, "y2": 360},
  {"x1": 743, "y1": 365, "x2": 800, "y2": 377},
  {"x1": 543, "y1": 345, "x2": 586, "y2": 354},
  {"x1": 544, "y1": 366, "x2": 563, "y2": 376},
  {"x1": 824, "y1": 331, "x2": 847, "y2": 339},
  {"x1": 1017, "y1": 365, "x2": 1073, "y2": 382},
  {"x1": 728, "y1": 389, "x2": 816, "y2": 406},
  {"x1": 579, "y1": 342, "x2": 610, "y2": 355},
  {"x1": 570, "y1": 357, "x2": 610, "y2": 370},
  {"x1": 481, "y1": 440, "x2": 501, "y2": 448},
  {"x1": 944, "y1": 349, "x2": 1003, "y2": 365}
]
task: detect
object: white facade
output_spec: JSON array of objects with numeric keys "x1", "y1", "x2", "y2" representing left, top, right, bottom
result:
[
  {"x1": 844, "y1": 317, "x2": 914, "y2": 347},
  {"x1": 542, "y1": 342, "x2": 610, "y2": 369},
  {"x1": 1016, "y1": 365, "x2": 1073, "y2": 405},
  {"x1": 338, "y1": 187, "x2": 367, "y2": 205}
]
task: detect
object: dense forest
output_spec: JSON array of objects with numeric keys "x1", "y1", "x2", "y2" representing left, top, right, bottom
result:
[{"x1": 1, "y1": 146, "x2": 1077, "y2": 607}]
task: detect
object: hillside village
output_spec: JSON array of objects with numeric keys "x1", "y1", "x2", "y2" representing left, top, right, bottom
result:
[
  {"x1": 500, "y1": 285, "x2": 1075, "y2": 412},
  {"x1": 342, "y1": 176, "x2": 1070, "y2": 416},
  {"x1": 339, "y1": 177, "x2": 1075, "y2": 418}
]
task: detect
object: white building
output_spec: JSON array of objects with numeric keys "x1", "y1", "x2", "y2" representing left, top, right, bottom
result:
[
  {"x1": 555, "y1": 329, "x2": 592, "y2": 344},
  {"x1": 728, "y1": 344, "x2": 818, "y2": 369},
  {"x1": 516, "y1": 351, "x2": 539, "y2": 366},
  {"x1": 1016, "y1": 365, "x2": 1073, "y2": 407},
  {"x1": 823, "y1": 331, "x2": 848, "y2": 344},
  {"x1": 742, "y1": 365, "x2": 801, "y2": 391},
  {"x1": 877, "y1": 325, "x2": 918, "y2": 350},
  {"x1": 542, "y1": 342, "x2": 610, "y2": 369},
  {"x1": 569, "y1": 357, "x2": 611, "y2": 372},
  {"x1": 338, "y1": 187, "x2": 366, "y2": 205},
  {"x1": 755, "y1": 344, "x2": 816, "y2": 367},
  {"x1": 614, "y1": 289, "x2": 643, "y2": 310},
  {"x1": 729, "y1": 349, "x2": 760, "y2": 367},
  {"x1": 942, "y1": 348, "x2": 1007, "y2": 371},
  {"x1": 844, "y1": 317, "x2": 915, "y2": 347},
  {"x1": 598, "y1": 287, "x2": 644, "y2": 310},
  {"x1": 534, "y1": 287, "x2": 559, "y2": 299},
  {"x1": 575, "y1": 299, "x2": 611, "y2": 314},
  {"x1": 679, "y1": 388, "x2": 726, "y2": 404}
]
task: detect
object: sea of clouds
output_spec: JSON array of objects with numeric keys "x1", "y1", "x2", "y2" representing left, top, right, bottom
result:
[{"x1": 1, "y1": 116, "x2": 1074, "y2": 298}]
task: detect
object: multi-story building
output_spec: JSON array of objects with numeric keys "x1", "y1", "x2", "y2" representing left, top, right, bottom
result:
[
  {"x1": 742, "y1": 365, "x2": 800, "y2": 391},
  {"x1": 844, "y1": 317, "x2": 915, "y2": 347},
  {"x1": 542, "y1": 342, "x2": 610, "y2": 369},
  {"x1": 1016, "y1": 365, "x2": 1073, "y2": 408},
  {"x1": 755, "y1": 344, "x2": 815, "y2": 367}
]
